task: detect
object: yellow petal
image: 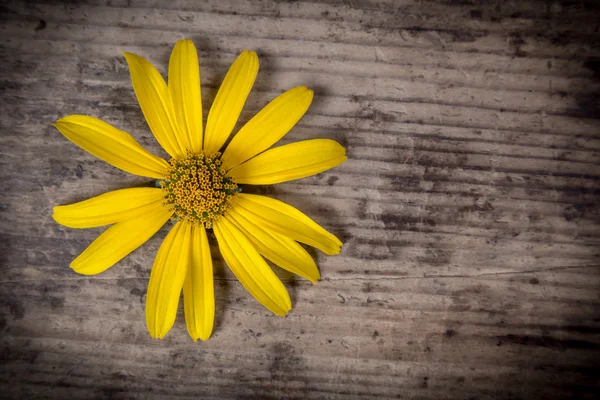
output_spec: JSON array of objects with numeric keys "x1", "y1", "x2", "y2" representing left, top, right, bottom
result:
[
  {"x1": 169, "y1": 39, "x2": 203, "y2": 154},
  {"x1": 53, "y1": 115, "x2": 169, "y2": 179},
  {"x1": 232, "y1": 194, "x2": 342, "y2": 255},
  {"x1": 146, "y1": 220, "x2": 192, "y2": 339},
  {"x1": 213, "y1": 217, "x2": 291, "y2": 316},
  {"x1": 221, "y1": 86, "x2": 313, "y2": 170},
  {"x1": 183, "y1": 224, "x2": 214, "y2": 341},
  {"x1": 227, "y1": 139, "x2": 347, "y2": 185},
  {"x1": 123, "y1": 52, "x2": 186, "y2": 158},
  {"x1": 53, "y1": 187, "x2": 165, "y2": 229},
  {"x1": 226, "y1": 208, "x2": 320, "y2": 283},
  {"x1": 70, "y1": 202, "x2": 173, "y2": 275},
  {"x1": 203, "y1": 51, "x2": 259, "y2": 154}
]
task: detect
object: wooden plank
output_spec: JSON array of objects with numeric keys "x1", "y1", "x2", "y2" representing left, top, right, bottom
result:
[{"x1": 1, "y1": 0, "x2": 599, "y2": 398}]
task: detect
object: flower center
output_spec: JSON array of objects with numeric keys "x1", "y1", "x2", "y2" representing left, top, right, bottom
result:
[{"x1": 160, "y1": 152, "x2": 238, "y2": 228}]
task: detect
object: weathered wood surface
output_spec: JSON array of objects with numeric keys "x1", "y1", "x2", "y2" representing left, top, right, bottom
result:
[{"x1": 1, "y1": 0, "x2": 600, "y2": 398}]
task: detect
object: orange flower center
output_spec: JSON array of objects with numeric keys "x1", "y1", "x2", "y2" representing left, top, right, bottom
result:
[{"x1": 160, "y1": 152, "x2": 238, "y2": 228}]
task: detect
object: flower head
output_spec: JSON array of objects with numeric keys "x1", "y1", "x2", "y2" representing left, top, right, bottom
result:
[
  {"x1": 53, "y1": 40, "x2": 346, "y2": 340},
  {"x1": 161, "y1": 151, "x2": 238, "y2": 228}
]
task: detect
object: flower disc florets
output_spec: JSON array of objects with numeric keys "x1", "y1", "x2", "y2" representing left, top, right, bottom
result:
[{"x1": 160, "y1": 152, "x2": 238, "y2": 228}]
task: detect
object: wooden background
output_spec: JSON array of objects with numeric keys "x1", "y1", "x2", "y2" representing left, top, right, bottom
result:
[{"x1": 1, "y1": 0, "x2": 600, "y2": 398}]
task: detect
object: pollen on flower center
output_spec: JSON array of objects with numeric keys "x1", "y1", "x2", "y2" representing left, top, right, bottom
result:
[{"x1": 160, "y1": 152, "x2": 238, "y2": 228}]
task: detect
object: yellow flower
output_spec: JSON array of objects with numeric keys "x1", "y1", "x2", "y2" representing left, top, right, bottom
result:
[{"x1": 52, "y1": 40, "x2": 346, "y2": 341}]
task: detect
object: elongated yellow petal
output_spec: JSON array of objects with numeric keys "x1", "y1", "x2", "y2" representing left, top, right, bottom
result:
[
  {"x1": 146, "y1": 220, "x2": 192, "y2": 339},
  {"x1": 221, "y1": 86, "x2": 313, "y2": 170},
  {"x1": 123, "y1": 52, "x2": 186, "y2": 158},
  {"x1": 203, "y1": 51, "x2": 258, "y2": 154},
  {"x1": 233, "y1": 194, "x2": 342, "y2": 255},
  {"x1": 213, "y1": 217, "x2": 291, "y2": 316},
  {"x1": 228, "y1": 139, "x2": 347, "y2": 185},
  {"x1": 227, "y1": 208, "x2": 319, "y2": 283},
  {"x1": 169, "y1": 39, "x2": 203, "y2": 154},
  {"x1": 53, "y1": 115, "x2": 169, "y2": 179},
  {"x1": 183, "y1": 224, "x2": 214, "y2": 341},
  {"x1": 70, "y1": 203, "x2": 173, "y2": 275},
  {"x1": 53, "y1": 188, "x2": 165, "y2": 229}
]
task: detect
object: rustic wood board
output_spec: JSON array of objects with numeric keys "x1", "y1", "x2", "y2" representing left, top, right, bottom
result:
[{"x1": 1, "y1": 0, "x2": 599, "y2": 398}]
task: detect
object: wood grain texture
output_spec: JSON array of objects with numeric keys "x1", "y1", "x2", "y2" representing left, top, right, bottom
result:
[{"x1": 1, "y1": 0, "x2": 599, "y2": 398}]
